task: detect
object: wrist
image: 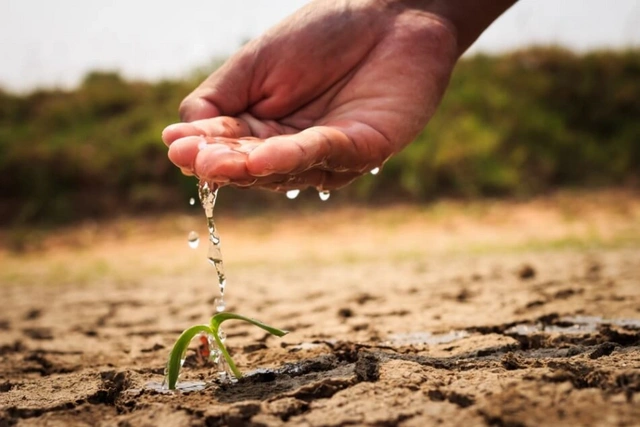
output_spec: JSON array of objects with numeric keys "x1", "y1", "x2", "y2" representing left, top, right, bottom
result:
[{"x1": 384, "y1": 0, "x2": 516, "y2": 55}]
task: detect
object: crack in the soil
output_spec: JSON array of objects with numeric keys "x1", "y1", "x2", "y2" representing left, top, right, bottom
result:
[
  {"x1": 3, "y1": 401, "x2": 77, "y2": 421},
  {"x1": 21, "y1": 352, "x2": 78, "y2": 376}
]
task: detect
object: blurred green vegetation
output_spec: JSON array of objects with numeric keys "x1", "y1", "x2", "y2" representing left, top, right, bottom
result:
[{"x1": 1, "y1": 47, "x2": 638, "y2": 226}]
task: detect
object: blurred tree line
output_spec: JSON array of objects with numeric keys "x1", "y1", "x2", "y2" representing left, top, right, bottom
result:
[{"x1": 1, "y1": 47, "x2": 638, "y2": 226}]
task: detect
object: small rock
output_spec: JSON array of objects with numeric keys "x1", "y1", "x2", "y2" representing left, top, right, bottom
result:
[{"x1": 518, "y1": 264, "x2": 536, "y2": 280}]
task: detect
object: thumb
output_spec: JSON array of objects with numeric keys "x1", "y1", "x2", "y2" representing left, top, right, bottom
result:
[{"x1": 179, "y1": 52, "x2": 255, "y2": 122}]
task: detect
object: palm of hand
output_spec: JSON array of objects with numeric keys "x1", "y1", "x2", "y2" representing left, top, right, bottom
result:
[{"x1": 162, "y1": 1, "x2": 457, "y2": 191}]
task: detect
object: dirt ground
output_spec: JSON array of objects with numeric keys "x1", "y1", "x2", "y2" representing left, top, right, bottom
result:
[{"x1": 1, "y1": 189, "x2": 639, "y2": 426}]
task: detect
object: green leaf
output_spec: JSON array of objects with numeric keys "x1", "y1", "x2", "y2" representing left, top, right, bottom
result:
[
  {"x1": 166, "y1": 324, "x2": 212, "y2": 390},
  {"x1": 208, "y1": 312, "x2": 289, "y2": 380},
  {"x1": 210, "y1": 312, "x2": 289, "y2": 337}
]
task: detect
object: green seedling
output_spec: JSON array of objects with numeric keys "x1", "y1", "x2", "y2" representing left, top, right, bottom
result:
[{"x1": 165, "y1": 312, "x2": 288, "y2": 389}]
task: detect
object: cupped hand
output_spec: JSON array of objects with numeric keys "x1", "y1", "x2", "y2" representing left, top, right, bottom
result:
[{"x1": 162, "y1": 0, "x2": 458, "y2": 191}]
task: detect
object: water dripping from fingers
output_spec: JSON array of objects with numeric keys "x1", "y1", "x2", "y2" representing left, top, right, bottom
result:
[{"x1": 286, "y1": 189, "x2": 300, "y2": 200}]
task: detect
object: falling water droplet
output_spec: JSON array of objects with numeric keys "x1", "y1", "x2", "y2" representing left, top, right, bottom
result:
[
  {"x1": 187, "y1": 231, "x2": 200, "y2": 249},
  {"x1": 286, "y1": 189, "x2": 300, "y2": 200},
  {"x1": 189, "y1": 197, "x2": 196, "y2": 206},
  {"x1": 370, "y1": 167, "x2": 380, "y2": 175},
  {"x1": 216, "y1": 298, "x2": 226, "y2": 312},
  {"x1": 319, "y1": 191, "x2": 331, "y2": 201}
]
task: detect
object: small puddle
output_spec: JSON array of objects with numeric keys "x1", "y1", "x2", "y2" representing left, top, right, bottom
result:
[
  {"x1": 142, "y1": 380, "x2": 208, "y2": 394},
  {"x1": 384, "y1": 316, "x2": 639, "y2": 346},
  {"x1": 506, "y1": 315, "x2": 640, "y2": 336}
]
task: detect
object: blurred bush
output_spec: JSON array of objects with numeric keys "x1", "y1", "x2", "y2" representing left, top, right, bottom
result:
[{"x1": 1, "y1": 47, "x2": 638, "y2": 226}]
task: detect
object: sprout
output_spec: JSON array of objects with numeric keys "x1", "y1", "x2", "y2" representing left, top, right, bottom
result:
[{"x1": 165, "y1": 312, "x2": 288, "y2": 389}]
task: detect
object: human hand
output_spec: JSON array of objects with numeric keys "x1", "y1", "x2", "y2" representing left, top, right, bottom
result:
[{"x1": 162, "y1": 0, "x2": 460, "y2": 191}]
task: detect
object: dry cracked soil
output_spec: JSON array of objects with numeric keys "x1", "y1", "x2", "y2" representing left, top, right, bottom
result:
[{"x1": 1, "y1": 190, "x2": 639, "y2": 426}]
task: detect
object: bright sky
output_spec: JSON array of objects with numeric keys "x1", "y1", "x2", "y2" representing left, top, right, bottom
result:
[{"x1": 1, "y1": 0, "x2": 639, "y2": 92}]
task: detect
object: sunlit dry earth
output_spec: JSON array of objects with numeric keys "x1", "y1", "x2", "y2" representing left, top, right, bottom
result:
[{"x1": 1, "y1": 189, "x2": 639, "y2": 426}]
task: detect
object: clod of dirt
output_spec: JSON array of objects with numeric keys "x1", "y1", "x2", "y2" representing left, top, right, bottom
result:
[
  {"x1": 427, "y1": 389, "x2": 475, "y2": 408},
  {"x1": 0, "y1": 340, "x2": 25, "y2": 356},
  {"x1": 355, "y1": 352, "x2": 379, "y2": 382},
  {"x1": 204, "y1": 402, "x2": 262, "y2": 427},
  {"x1": 140, "y1": 343, "x2": 165, "y2": 353},
  {"x1": 243, "y1": 343, "x2": 268, "y2": 353},
  {"x1": 448, "y1": 391, "x2": 475, "y2": 408},
  {"x1": 585, "y1": 260, "x2": 602, "y2": 281},
  {"x1": 22, "y1": 352, "x2": 59, "y2": 376},
  {"x1": 23, "y1": 309, "x2": 42, "y2": 320},
  {"x1": 87, "y1": 371, "x2": 131, "y2": 405},
  {"x1": 598, "y1": 325, "x2": 640, "y2": 346},
  {"x1": 501, "y1": 352, "x2": 526, "y2": 370},
  {"x1": 615, "y1": 371, "x2": 640, "y2": 395},
  {"x1": 427, "y1": 389, "x2": 446, "y2": 402},
  {"x1": 352, "y1": 292, "x2": 378, "y2": 305},
  {"x1": 351, "y1": 323, "x2": 368, "y2": 332},
  {"x1": 553, "y1": 288, "x2": 582, "y2": 299},
  {"x1": 456, "y1": 288, "x2": 473, "y2": 302},
  {"x1": 266, "y1": 397, "x2": 310, "y2": 422},
  {"x1": 589, "y1": 342, "x2": 617, "y2": 359},
  {"x1": 337, "y1": 307, "x2": 354, "y2": 318},
  {"x1": 517, "y1": 264, "x2": 536, "y2": 280},
  {"x1": 22, "y1": 327, "x2": 53, "y2": 340},
  {"x1": 525, "y1": 300, "x2": 546, "y2": 309},
  {"x1": 0, "y1": 381, "x2": 14, "y2": 392}
]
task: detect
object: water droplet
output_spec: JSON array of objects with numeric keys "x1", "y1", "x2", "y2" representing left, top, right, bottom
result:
[
  {"x1": 370, "y1": 167, "x2": 380, "y2": 175},
  {"x1": 216, "y1": 298, "x2": 226, "y2": 312},
  {"x1": 189, "y1": 197, "x2": 196, "y2": 206},
  {"x1": 286, "y1": 189, "x2": 300, "y2": 200},
  {"x1": 318, "y1": 191, "x2": 331, "y2": 201},
  {"x1": 187, "y1": 231, "x2": 200, "y2": 249}
]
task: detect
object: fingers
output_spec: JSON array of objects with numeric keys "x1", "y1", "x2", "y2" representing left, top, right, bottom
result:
[
  {"x1": 162, "y1": 117, "x2": 252, "y2": 147},
  {"x1": 246, "y1": 126, "x2": 374, "y2": 177},
  {"x1": 161, "y1": 114, "x2": 299, "y2": 147},
  {"x1": 167, "y1": 134, "x2": 362, "y2": 191},
  {"x1": 168, "y1": 136, "x2": 255, "y2": 183},
  {"x1": 166, "y1": 123, "x2": 387, "y2": 190}
]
